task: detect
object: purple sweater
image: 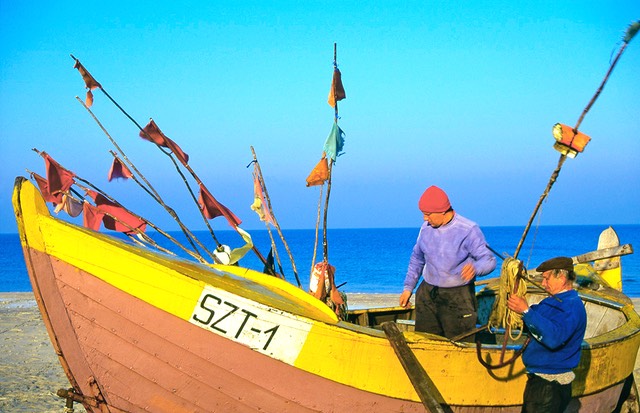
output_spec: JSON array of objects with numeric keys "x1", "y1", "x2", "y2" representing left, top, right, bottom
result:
[{"x1": 403, "y1": 213, "x2": 496, "y2": 290}]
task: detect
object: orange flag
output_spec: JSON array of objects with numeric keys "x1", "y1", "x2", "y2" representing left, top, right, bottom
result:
[
  {"x1": 327, "y1": 68, "x2": 346, "y2": 107},
  {"x1": 198, "y1": 184, "x2": 242, "y2": 227},
  {"x1": 42, "y1": 152, "x2": 75, "y2": 196},
  {"x1": 305, "y1": 155, "x2": 329, "y2": 187},
  {"x1": 552, "y1": 123, "x2": 591, "y2": 153},
  {"x1": 140, "y1": 119, "x2": 190, "y2": 166},
  {"x1": 73, "y1": 59, "x2": 101, "y2": 107},
  {"x1": 108, "y1": 157, "x2": 133, "y2": 181}
]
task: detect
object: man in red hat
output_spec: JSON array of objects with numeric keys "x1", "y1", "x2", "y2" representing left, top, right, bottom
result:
[
  {"x1": 507, "y1": 257, "x2": 587, "y2": 412},
  {"x1": 399, "y1": 185, "x2": 496, "y2": 340}
]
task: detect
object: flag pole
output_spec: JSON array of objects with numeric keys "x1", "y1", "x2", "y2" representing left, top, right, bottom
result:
[
  {"x1": 250, "y1": 146, "x2": 301, "y2": 286},
  {"x1": 70, "y1": 55, "x2": 271, "y2": 267},
  {"x1": 74, "y1": 96, "x2": 214, "y2": 260},
  {"x1": 28, "y1": 151, "x2": 208, "y2": 264},
  {"x1": 70, "y1": 55, "x2": 222, "y2": 249},
  {"x1": 322, "y1": 43, "x2": 339, "y2": 263},
  {"x1": 513, "y1": 20, "x2": 639, "y2": 259}
]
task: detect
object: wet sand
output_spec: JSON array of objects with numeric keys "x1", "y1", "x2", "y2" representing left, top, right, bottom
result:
[{"x1": 1, "y1": 292, "x2": 639, "y2": 412}]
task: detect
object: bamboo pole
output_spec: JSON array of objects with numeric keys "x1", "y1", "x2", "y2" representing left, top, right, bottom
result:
[
  {"x1": 74, "y1": 96, "x2": 213, "y2": 260},
  {"x1": 27, "y1": 157, "x2": 207, "y2": 264},
  {"x1": 513, "y1": 21, "x2": 638, "y2": 259},
  {"x1": 71, "y1": 55, "x2": 270, "y2": 267},
  {"x1": 250, "y1": 147, "x2": 301, "y2": 286},
  {"x1": 311, "y1": 185, "x2": 324, "y2": 276},
  {"x1": 71, "y1": 178, "x2": 208, "y2": 263},
  {"x1": 71, "y1": 55, "x2": 221, "y2": 249},
  {"x1": 322, "y1": 42, "x2": 339, "y2": 263}
]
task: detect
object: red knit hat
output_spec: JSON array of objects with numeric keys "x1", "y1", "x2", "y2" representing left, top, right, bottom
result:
[{"x1": 418, "y1": 186, "x2": 451, "y2": 213}]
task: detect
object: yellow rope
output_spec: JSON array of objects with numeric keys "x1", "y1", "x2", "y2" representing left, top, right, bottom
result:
[{"x1": 488, "y1": 258, "x2": 527, "y2": 340}]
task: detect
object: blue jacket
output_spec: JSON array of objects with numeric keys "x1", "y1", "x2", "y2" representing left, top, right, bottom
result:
[{"x1": 522, "y1": 289, "x2": 587, "y2": 374}]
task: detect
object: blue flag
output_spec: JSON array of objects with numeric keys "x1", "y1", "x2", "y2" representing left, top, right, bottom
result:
[{"x1": 323, "y1": 123, "x2": 345, "y2": 162}]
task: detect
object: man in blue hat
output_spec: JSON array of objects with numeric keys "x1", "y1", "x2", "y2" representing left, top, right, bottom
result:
[{"x1": 507, "y1": 256, "x2": 587, "y2": 413}]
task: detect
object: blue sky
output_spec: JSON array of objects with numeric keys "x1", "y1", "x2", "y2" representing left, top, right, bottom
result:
[{"x1": 1, "y1": 1, "x2": 639, "y2": 234}]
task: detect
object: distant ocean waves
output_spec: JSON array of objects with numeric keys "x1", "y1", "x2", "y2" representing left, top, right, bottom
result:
[{"x1": 1, "y1": 225, "x2": 639, "y2": 297}]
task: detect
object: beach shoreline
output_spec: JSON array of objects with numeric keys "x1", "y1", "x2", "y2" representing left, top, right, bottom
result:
[{"x1": 1, "y1": 292, "x2": 639, "y2": 412}]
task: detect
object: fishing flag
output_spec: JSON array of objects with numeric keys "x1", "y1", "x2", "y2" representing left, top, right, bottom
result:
[
  {"x1": 552, "y1": 123, "x2": 591, "y2": 158},
  {"x1": 108, "y1": 157, "x2": 133, "y2": 181},
  {"x1": 228, "y1": 226, "x2": 253, "y2": 264},
  {"x1": 82, "y1": 202, "x2": 105, "y2": 231},
  {"x1": 198, "y1": 184, "x2": 242, "y2": 227},
  {"x1": 250, "y1": 173, "x2": 274, "y2": 224},
  {"x1": 32, "y1": 173, "x2": 63, "y2": 204},
  {"x1": 327, "y1": 68, "x2": 346, "y2": 107},
  {"x1": 86, "y1": 190, "x2": 147, "y2": 234},
  {"x1": 323, "y1": 122, "x2": 345, "y2": 162},
  {"x1": 140, "y1": 119, "x2": 190, "y2": 166},
  {"x1": 263, "y1": 248, "x2": 276, "y2": 276},
  {"x1": 42, "y1": 152, "x2": 76, "y2": 197},
  {"x1": 305, "y1": 155, "x2": 329, "y2": 187},
  {"x1": 54, "y1": 194, "x2": 83, "y2": 217},
  {"x1": 73, "y1": 59, "x2": 101, "y2": 107}
]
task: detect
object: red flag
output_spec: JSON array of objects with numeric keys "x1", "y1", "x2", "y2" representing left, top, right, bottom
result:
[
  {"x1": 108, "y1": 157, "x2": 133, "y2": 181},
  {"x1": 32, "y1": 173, "x2": 63, "y2": 204},
  {"x1": 140, "y1": 119, "x2": 190, "y2": 166},
  {"x1": 198, "y1": 184, "x2": 242, "y2": 227},
  {"x1": 86, "y1": 190, "x2": 147, "y2": 234},
  {"x1": 42, "y1": 152, "x2": 75, "y2": 196},
  {"x1": 82, "y1": 202, "x2": 105, "y2": 231},
  {"x1": 73, "y1": 59, "x2": 101, "y2": 107}
]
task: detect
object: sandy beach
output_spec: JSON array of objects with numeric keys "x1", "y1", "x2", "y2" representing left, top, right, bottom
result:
[{"x1": 1, "y1": 292, "x2": 639, "y2": 412}]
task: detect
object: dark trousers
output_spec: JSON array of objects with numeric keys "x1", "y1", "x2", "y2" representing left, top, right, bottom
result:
[
  {"x1": 414, "y1": 281, "x2": 477, "y2": 341},
  {"x1": 522, "y1": 373, "x2": 572, "y2": 413}
]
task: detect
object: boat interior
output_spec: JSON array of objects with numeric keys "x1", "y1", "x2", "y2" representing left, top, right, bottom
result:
[{"x1": 345, "y1": 274, "x2": 631, "y2": 346}]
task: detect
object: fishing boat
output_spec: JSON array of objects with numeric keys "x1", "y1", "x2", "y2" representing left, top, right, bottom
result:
[
  {"x1": 11, "y1": 175, "x2": 640, "y2": 413},
  {"x1": 13, "y1": 23, "x2": 640, "y2": 413}
]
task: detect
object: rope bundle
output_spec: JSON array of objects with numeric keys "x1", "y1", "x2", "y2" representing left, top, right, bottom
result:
[{"x1": 488, "y1": 258, "x2": 528, "y2": 340}]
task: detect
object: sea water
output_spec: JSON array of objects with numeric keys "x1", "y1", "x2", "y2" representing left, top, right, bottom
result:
[{"x1": 1, "y1": 225, "x2": 639, "y2": 297}]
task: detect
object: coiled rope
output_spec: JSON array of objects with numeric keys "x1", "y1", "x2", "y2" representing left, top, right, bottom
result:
[{"x1": 488, "y1": 257, "x2": 528, "y2": 340}]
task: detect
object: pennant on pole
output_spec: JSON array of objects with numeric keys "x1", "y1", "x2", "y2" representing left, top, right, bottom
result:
[
  {"x1": 82, "y1": 201, "x2": 105, "y2": 231},
  {"x1": 54, "y1": 194, "x2": 83, "y2": 217},
  {"x1": 327, "y1": 68, "x2": 346, "y2": 107},
  {"x1": 140, "y1": 119, "x2": 190, "y2": 166},
  {"x1": 552, "y1": 123, "x2": 591, "y2": 158},
  {"x1": 108, "y1": 157, "x2": 133, "y2": 181},
  {"x1": 73, "y1": 59, "x2": 101, "y2": 107},
  {"x1": 86, "y1": 190, "x2": 147, "y2": 234},
  {"x1": 32, "y1": 173, "x2": 63, "y2": 204},
  {"x1": 228, "y1": 226, "x2": 253, "y2": 264},
  {"x1": 323, "y1": 123, "x2": 345, "y2": 162},
  {"x1": 250, "y1": 173, "x2": 274, "y2": 224},
  {"x1": 305, "y1": 155, "x2": 329, "y2": 187},
  {"x1": 42, "y1": 152, "x2": 76, "y2": 196},
  {"x1": 198, "y1": 184, "x2": 242, "y2": 227}
]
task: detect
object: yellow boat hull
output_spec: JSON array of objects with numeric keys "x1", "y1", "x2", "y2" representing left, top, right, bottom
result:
[{"x1": 13, "y1": 177, "x2": 640, "y2": 412}]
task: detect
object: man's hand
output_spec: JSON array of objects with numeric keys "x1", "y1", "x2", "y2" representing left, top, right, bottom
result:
[
  {"x1": 399, "y1": 290, "x2": 413, "y2": 308},
  {"x1": 461, "y1": 263, "x2": 476, "y2": 282},
  {"x1": 507, "y1": 295, "x2": 529, "y2": 314}
]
